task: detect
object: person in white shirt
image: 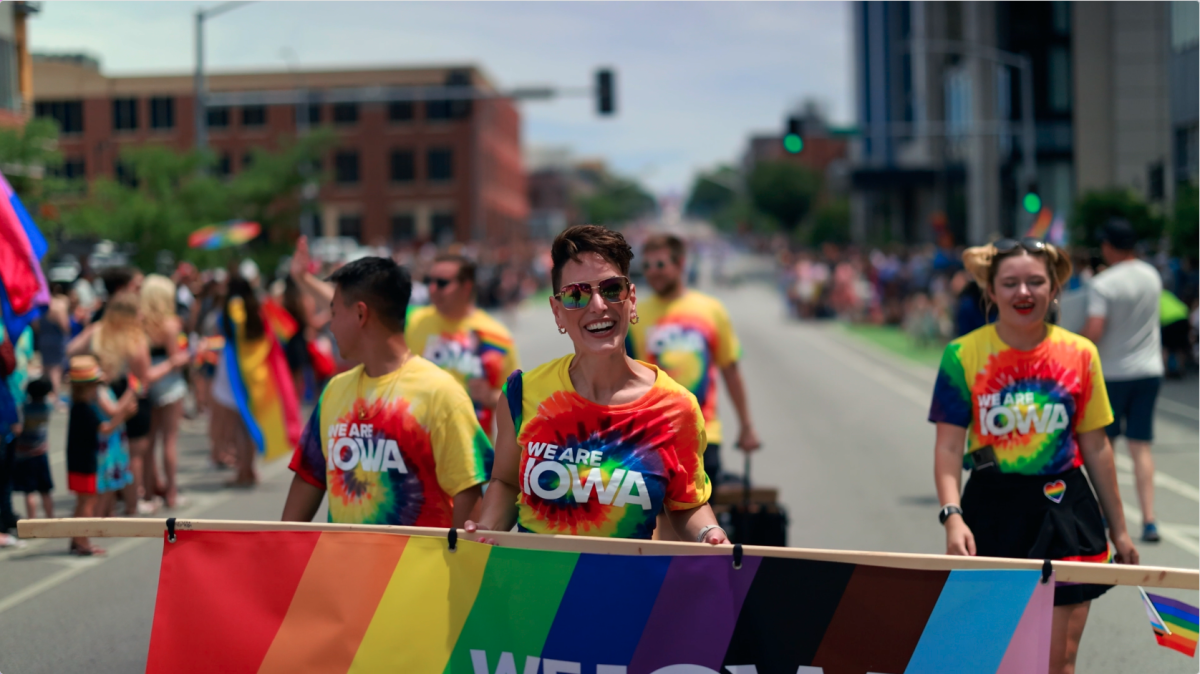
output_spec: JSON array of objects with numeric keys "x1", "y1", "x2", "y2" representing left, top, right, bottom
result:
[{"x1": 1081, "y1": 219, "x2": 1163, "y2": 543}]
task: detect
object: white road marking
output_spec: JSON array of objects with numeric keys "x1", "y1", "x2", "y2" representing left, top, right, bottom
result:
[
  {"x1": 1156, "y1": 396, "x2": 1199, "y2": 421},
  {"x1": 1113, "y1": 452, "x2": 1199, "y2": 503},
  {"x1": 0, "y1": 457, "x2": 293, "y2": 617}
]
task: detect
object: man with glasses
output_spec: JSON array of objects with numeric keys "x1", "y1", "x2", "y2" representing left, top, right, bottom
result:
[
  {"x1": 627, "y1": 234, "x2": 761, "y2": 487},
  {"x1": 405, "y1": 254, "x2": 519, "y2": 440}
]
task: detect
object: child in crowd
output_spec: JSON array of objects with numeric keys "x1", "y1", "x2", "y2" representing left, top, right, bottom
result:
[
  {"x1": 13, "y1": 378, "x2": 55, "y2": 519},
  {"x1": 65, "y1": 356, "x2": 134, "y2": 556}
]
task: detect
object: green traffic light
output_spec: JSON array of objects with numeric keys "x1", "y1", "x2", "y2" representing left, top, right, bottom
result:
[
  {"x1": 783, "y1": 133, "x2": 803, "y2": 154},
  {"x1": 1023, "y1": 192, "x2": 1041, "y2": 214}
]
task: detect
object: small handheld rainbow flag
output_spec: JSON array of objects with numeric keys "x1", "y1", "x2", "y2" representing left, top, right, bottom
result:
[{"x1": 1140, "y1": 587, "x2": 1198, "y2": 657}]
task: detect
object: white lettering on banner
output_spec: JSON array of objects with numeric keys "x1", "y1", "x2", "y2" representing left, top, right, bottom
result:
[
  {"x1": 469, "y1": 651, "x2": 540, "y2": 674},
  {"x1": 326, "y1": 425, "x2": 408, "y2": 474},
  {"x1": 977, "y1": 399, "x2": 1070, "y2": 438},
  {"x1": 543, "y1": 660, "x2": 582, "y2": 674},
  {"x1": 466, "y1": 654, "x2": 852, "y2": 674}
]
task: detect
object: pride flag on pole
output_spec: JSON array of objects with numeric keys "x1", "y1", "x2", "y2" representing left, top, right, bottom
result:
[
  {"x1": 222, "y1": 297, "x2": 301, "y2": 461},
  {"x1": 1141, "y1": 587, "x2": 1199, "y2": 657},
  {"x1": 0, "y1": 171, "x2": 49, "y2": 340},
  {"x1": 147, "y1": 530, "x2": 1055, "y2": 674}
]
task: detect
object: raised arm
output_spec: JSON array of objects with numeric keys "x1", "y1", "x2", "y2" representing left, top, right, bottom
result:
[{"x1": 290, "y1": 236, "x2": 335, "y2": 305}]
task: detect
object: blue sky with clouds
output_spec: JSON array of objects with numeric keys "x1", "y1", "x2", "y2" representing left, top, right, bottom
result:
[{"x1": 30, "y1": 1, "x2": 851, "y2": 195}]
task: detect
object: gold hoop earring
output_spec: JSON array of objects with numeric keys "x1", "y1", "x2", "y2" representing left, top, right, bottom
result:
[
  {"x1": 557, "y1": 326, "x2": 567, "y2": 334},
  {"x1": 630, "y1": 314, "x2": 640, "y2": 325}
]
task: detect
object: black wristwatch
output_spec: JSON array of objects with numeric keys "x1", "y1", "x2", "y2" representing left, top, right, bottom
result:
[{"x1": 938, "y1": 504, "x2": 963, "y2": 525}]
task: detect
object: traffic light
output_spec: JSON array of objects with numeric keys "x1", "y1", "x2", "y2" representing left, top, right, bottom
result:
[
  {"x1": 1022, "y1": 182, "x2": 1041, "y2": 214},
  {"x1": 783, "y1": 116, "x2": 804, "y2": 154},
  {"x1": 596, "y1": 69, "x2": 615, "y2": 116}
]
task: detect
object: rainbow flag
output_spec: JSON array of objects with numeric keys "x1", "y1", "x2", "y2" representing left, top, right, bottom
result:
[
  {"x1": 1141, "y1": 587, "x2": 1199, "y2": 657},
  {"x1": 1025, "y1": 208, "x2": 1054, "y2": 240},
  {"x1": 147, "y1": 530, "x2": 1053, "y2": 674},
  {"x1": 223, "y1": 298, "x2": 301, "y2": 460},
  {"x1": 0, "y1": 171, "x2": 49, "y2": 340},
  {"x1": 261, "y1": 298, "x2": 298, "y2": 344}
]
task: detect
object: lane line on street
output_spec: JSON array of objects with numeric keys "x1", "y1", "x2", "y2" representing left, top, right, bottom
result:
[
  {"x1": 1156, "y1": 396, "x2": 1199, "y2": 421},
  {"x1": 1113, "y1": 452, "x2": 1200, "y2": 503},
  {"x1": 0, "y1": 457, "x2": 293, "y2": 618}
]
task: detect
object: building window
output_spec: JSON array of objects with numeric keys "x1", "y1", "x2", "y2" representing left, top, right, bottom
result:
[
  {"x1": 207, "y1": 107, "x2": 230, "y2": 128},
  {"x1": 338, "y1": 214, "x2": 363, "y2": 240},
  {"x1": 241, "y1": 105, "x2": 267, "y2": 127},
  {"x1": 390, "y1": 149, "x2": 415, "y2": 183},
  {"x1": 425, "y1": 100, "x2": 453, "y2": 121},
  {"x1": 388, "y1": 101, "x2": 414, "y2": 122},
  {"x1": 431, "y1": 211, "x2": 455, "y2": 244},
  {"x1": 34, "y1": 100, "x2": 84, "y2": 134},
  {"x1": 391, "y1": 213, "x2": 416, "y2": 242},
  {"x1": 1172, "y1": 1, "x2": 1199, "y2": 52},
  {"x1": 217, "y1": 153, "x2": 232, "y2": 178},
  {"x1": 149, "y1": 97, "x2": 175, "y2": 130},
  {"x1": 50, "y1": 157, "x2": 86, "y2": 180},
  {"x1": 242, "y1": 152, "x2": 254, "y2": 171},
  {"x1": 115, "y1": 160, "x2": 139, "y2": 188},
  {"x1": 334, "y1": 150, "x2": 360, "y2": 184},
  {"x1": 296, "y1": 104, "x2": 321, "y2": 125},
  {"x1": 1047, "y1": 46, "x2": 1071, "y2": 113},
  {"x1": 113, "y1": 98, "x2": 138, "y2": 131},
  {"x1": 427, "y1": 148, "x2": 453, "y2": 181},
  {"x1": 332, "y1": 103, "x2": 358, "y2": 125},
  {"x1": 1051, "y1": 1, "x2": 1070, "y2": 35}
]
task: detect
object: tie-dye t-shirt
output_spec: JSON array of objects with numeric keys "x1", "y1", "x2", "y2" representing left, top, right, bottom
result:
[
  {"x1": 929, "y1": 324, "x2": 1114, "y2": 476},
  {"x1": 626, "y1": 291, "x2": 741, "y2": 444},
  {"x1": 505, "y1": 354, "x2": 710, "y2": 539},
  {"x1": 289, "y1": 356, "x2": 492, "y2": 526},
  {"x1": 405, "y1": 307, "x2": 519, "y2": 435}
]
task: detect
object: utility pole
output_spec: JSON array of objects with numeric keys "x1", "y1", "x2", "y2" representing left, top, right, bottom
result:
[{"x1": 194, "y1": 2, "x2": 252, "y2": 151}]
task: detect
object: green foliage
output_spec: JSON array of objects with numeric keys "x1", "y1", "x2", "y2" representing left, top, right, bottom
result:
[
  {"x1": 685, "y1": 166, "x2": 738, "y2": 219},
  {"x1": 54, "y1": 129, "x2": 334, "y2": 270},
  {"x1": 1170, "y1": 182, "x2": 1198, "y2": 258},
  {"x1": 1070, "y1": 188, "x2": 1164, "y2": 247},
  {"x1": 748, "y1": 161, "x2": 821, "y2": 232},
  {"x1": 0, "y1": 117, "x2": 69, "y2": 203},
  {"x1": 576, "y1": 175, "x2": 657, "y2": 226},
  {"x1": 806, "y1": 198, "x2": 851, "y2": 246}
]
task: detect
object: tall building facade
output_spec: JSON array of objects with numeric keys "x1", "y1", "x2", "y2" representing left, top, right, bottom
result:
[
  {"x1": 0, "y1": 2, "x2": 38, "y2": 128},
  {"x1": 31, "y1": 57, "x2": 528, "y2": 245},
  {"x1": 850, "y1": 1, "x2": 1192, "y2": 246}
]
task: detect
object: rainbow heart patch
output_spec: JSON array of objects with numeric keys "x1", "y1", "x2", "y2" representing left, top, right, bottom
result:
[{"x1": 1043, "y1": 480, "x2": 1066, "y2": 503}]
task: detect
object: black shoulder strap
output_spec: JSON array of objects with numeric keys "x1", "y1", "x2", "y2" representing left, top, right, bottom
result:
[{"x1": 504, "y1": 369, "x2": 523, "y2": 422}]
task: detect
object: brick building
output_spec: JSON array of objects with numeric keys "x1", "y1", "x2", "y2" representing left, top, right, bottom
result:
[{"x1": 31, "y1": 56, "x2": 528, "y2": 244}]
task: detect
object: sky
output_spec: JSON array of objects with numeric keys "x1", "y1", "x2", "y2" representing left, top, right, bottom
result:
[{"x1": 30, "y1": 1, "x2": 852, "y2": 196}]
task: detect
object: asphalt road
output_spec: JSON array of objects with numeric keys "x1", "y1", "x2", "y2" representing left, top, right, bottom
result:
[{"x1": 0, "y1": 282, "x2": 1196, "y2": 673}]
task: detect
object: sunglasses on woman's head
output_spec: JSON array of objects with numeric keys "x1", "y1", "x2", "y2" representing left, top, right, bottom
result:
[
  {"x1": 555, "y1": 276, "x2": 631, "y2": 310},
  {"x1": 424, "y1": 276, "x2": 454, "y2": 290},
  {"x1": 993, "y1": 237, "x2": 1047, "y2": 254}
]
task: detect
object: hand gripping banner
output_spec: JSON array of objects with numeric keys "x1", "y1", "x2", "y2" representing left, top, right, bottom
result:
[{"x1": 144, "y1": 529, "x2": 1057, "y2": 674}]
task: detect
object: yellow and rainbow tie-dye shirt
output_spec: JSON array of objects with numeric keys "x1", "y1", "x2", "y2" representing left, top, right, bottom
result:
[
  {"x1": 626, "y1": 290, "x2": 741, "y2": 444},
  {"x1": 505, "y1": 354, "x2": 711, "y2": 539},
  {"x1": 289, "y1": 356, "x2": 492, "y2": 526},
  {"x1": 405, "y1": 306, "x2": 519, "y2": 435},
  {"x1": 928, "y1": 324, "x2": 1114, "y2": 476}
]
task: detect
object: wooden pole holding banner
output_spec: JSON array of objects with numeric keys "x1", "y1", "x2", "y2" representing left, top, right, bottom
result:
[{"x1": 18, "y1": 517, "x2": 1199, "y2": 590}]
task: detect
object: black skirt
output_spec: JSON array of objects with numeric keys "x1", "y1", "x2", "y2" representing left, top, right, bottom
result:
[
  {"x1": 962, "y1": 467, "x2": 1112, "y2": 606},
  {"x1": 110, "y1": 377, "x2": 152, "y2": 440}
]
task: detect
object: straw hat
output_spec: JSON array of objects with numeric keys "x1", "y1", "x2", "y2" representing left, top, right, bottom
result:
[{"x1": 68, "y1": 355, "x2": 102, "y2": 384}]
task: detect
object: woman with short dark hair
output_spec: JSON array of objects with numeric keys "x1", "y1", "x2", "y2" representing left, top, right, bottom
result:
[{"x1": 467, "y1": 225, "x2": 728, "y2": 544}]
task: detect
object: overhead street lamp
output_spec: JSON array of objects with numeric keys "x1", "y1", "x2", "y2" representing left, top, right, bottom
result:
[{"x1": 194, "y1": 1, "x2": 253, "y2": 151}]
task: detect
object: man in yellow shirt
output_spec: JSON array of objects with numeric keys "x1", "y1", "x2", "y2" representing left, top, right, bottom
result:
[
  {"x1": 405, "y1": 254, "x2": 519, "y2": 438},
  {"x1": 627, "y1": 234, "x2": 761, "y2": 484}
]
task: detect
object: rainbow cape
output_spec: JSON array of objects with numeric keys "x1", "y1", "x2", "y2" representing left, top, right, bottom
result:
[
  {"x1": 1141, "y1": 587, "x2": 1199, "y2": 657},
  {"x1": 0, "y1": 171, "x2": 49, "y2": 340},
  {"x1": 147, "y1": 530, "x2": 1053, "y2": 674},
  {"x1": 222, "y1": 298, "x2": 301, "y2": 460}
]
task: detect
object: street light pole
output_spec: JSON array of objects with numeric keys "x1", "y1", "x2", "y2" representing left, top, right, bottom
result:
[{"x1": 193, "y1": 1, "x2": 252, "y2": 152}]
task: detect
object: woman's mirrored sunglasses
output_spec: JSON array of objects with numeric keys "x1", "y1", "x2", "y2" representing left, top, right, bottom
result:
[
  {"x1": 554, "y1": 276, "x2": 631, "y2": 310},
  {"x1": 993, "y1": 237, "x2": 1047, "y2": 254}
]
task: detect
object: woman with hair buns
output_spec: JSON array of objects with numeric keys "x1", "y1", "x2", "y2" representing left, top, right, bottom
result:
[{"x1": 930, "y1": 238, "x2": 1138, "y2": 674}]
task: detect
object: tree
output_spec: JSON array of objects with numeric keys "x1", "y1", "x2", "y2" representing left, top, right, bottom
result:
[
  {"x1": 55, "y1": 129, "x2": 334, "y2": 270},
  {"x1": 1170, "y1": 182, "x2": 1198, "y2": 259},
  {"x1": 747, "y1": 161, "x2": 821, "y2": 232},
  {"x1": 577, "y1": 175, "x2": 656, "y2": 226},
  {"x1": 685, "y1": 166, "x2": 738, "y2": 220},
  {"x1": 807, "y1": 198, "x2": 851, "y2": 246},
  {"x1": 1070, "y1": 188, "x2": 1164, "y2": 248}
]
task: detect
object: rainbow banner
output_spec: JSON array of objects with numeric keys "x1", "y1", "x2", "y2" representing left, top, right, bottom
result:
[
  {"x1": 223, "y1": 298, "x2": 301, "y2": 460},
  {"x1": 146, "y1": 531, "x2": 1053, "y2": 674},
  {"x1": 0, "y1": 171, "x2": 49, "y2": 340}
]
